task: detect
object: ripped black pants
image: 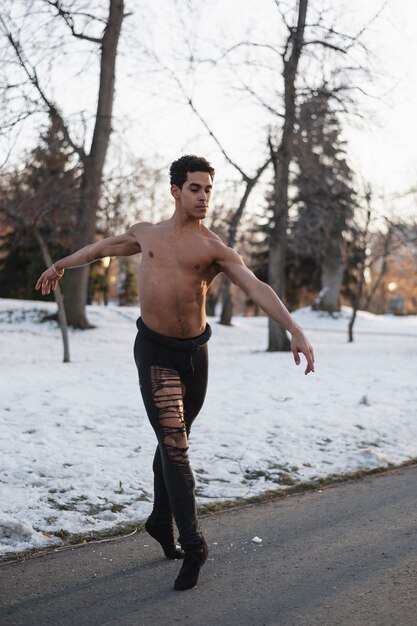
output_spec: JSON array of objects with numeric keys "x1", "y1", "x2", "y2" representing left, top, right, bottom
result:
[{"x1": 133, "y1": 317, "x2": 211, "y2": 548}]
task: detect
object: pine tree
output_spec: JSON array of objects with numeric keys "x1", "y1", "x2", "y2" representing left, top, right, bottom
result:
[
  {"x1": 292, "y1": 87, "x2": 356, "y2": 312},
  {"x1": 0, "y1": 119, "x2": 81, "y2": 298}
]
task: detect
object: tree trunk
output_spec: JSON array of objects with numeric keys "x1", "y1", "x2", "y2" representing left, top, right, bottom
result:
[
  {"x1": 220, "y1": 277, "x2": 233, "y2": 326},
  {"x1": 64, "y1": 0, "x2": 124, "y2": 328},
  {"x1": 313, "y1": 226, "x2": 346, "y2": 312},
  {"x1": 34, "y1": 228, "x2": 70, "y2": 362},
  {"x1": 268, "y1": 317, "x2": 290, "y2": 351},
  {"x1": 206, "y1": 286, "x2": 219, "y2": 316},
  {"x1": 267, "y1": 0, "x2": 308, "y2": 352},
  {"x1": 315, "y1": 254, "x2": 346, "y2": 312},
  {"x1": 348, "y1": 208, "x2": 371, "y2": 342},
  {"x1": 267, "y1": 201, "x2": 291, "y2": 350},
  {"x1": 219, "y1": 160, "x2": 269, "y2": 325}
]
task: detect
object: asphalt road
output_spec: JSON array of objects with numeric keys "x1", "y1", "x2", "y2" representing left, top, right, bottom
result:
[{"x1": 1, "y1": 464, "x2": 417, "y2": 626}]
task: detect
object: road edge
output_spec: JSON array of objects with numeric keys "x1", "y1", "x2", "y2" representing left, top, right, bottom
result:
[{"x1": 2, "y1": 457, "x2": 416, "y2": 565}]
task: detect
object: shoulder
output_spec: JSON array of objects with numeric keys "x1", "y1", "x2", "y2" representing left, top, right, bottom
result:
[
  {"x1": 128, "y1": 221, "x2": 153, "y2": 236},
  {"x1": 199, "y1": 226, "x2": 234, "y2": 258},
  {"x1": 201, "y1": 229, "x2": 239, "y2": 262},
  {"x1": 127, "y1": 221, "x2": 155, "y2": 245}
]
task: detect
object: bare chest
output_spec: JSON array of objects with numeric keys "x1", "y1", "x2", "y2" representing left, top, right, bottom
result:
[{"x1": 141, "y1": 233, "x2": 213, "y2": 277}]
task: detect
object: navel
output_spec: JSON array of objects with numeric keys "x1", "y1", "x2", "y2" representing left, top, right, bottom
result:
[
  {"x1": 149, "y1": 251, "x2": 154, "y2": 258},
  {"x1": 194, "y1": 264, "x2": 200, "y2": 270}
]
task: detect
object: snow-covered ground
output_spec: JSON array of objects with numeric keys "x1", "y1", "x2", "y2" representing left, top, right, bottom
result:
[{"x1": 1, "y1": 298, "x2": 416, "y2": 558}]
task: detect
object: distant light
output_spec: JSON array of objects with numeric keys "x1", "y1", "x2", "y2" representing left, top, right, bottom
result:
[
  {"x1": 388, "y1": 281, "x2": 397, "y2": 292},
  {"x1": 102, "y1": 256, "x2": 111, "y2": 268}
]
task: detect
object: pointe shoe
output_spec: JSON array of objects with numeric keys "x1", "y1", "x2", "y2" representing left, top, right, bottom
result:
[
  {"x1": 145, "y1": 519, "x2": 184, "y2": 560},
  {"x1": 174, "y1": 539, "x2": 208, "y2": 591}
]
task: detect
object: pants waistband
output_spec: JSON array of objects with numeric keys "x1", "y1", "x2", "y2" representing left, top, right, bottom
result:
[{"x1": 136, "y1": 317, "x2": 212, "y2": 352}]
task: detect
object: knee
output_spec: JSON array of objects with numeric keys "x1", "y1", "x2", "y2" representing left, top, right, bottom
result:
[
  {"x1": 164, "y1": 431, "x2": 187, "y2": 450},
  {"x1": 164, "y1": 434, "x2": 179, "y2": 449},
  {"x1": 163, "y1": 433, "x2": 189, "y2": 465}
]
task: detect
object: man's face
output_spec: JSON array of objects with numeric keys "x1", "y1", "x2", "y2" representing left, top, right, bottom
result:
[{"x1": 171, "y1": 171, "x2": 213, "y2": 220}]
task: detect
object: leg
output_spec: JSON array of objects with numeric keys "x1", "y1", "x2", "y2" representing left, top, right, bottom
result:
[
  {"x1": 173, "y1": 346, "x2": 210, "y2": 590},
  {"x1": 150, "y1": 445, "x2": 172, "y2": 523},
  {"x1": 146, "y1": 446, "x2": 184, "y2": 559},
  {"x1": 134, "y1": 334, "x2": 207, "y2": 587},
  {"x1": 147, "y1": 363, "x2": 202, "y2": 547},
  {"x1": 134, "y1": 334, "x2": 202, "y2": 547},
  {"x1": 182, "y1": 344, "x2": 209, "y2": 436}
]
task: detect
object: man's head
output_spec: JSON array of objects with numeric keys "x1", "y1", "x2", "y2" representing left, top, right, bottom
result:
[
  {"x1": 170, "y1": 155, "x2": 215, "y2": 221},
  {"x1": 169, "y1": 155, "x2": 215, "y2": 189}
]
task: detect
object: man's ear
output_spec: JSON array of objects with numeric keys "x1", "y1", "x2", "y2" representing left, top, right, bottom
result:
[{"x1": 171, "y1": 184, "x2": 180, "y2": 199}]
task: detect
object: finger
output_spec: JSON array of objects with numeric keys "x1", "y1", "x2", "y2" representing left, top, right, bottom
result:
[
  {"x1": 304, "y1": 352, "x2": 315, "y2": 375},
  {"x1": 35, "y1": 274, "x2": 45, "y2": 290},
  {"x1": 292, "y1": 348, "x2": 300, "y2": 365}
]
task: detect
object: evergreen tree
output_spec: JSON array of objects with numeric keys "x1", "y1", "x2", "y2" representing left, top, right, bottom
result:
[
  {"x1": 0, "y1": 119, "x2": 81, "y2": 299},
  {"x1": 292, "y1": 87, "x2": 356, "y2": 312}
]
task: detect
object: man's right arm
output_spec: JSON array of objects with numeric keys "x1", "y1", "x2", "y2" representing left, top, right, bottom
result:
[
  {"x1": 35, "y1": 226, "x2": 142, "y2": 295},
  {"x1": 54, "y1": 229, "x2": 141, "y2": 272}
]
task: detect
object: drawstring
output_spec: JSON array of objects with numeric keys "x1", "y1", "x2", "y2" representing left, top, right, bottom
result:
[{"x1": 189, "y1": 354, "x2": 194, "y2": 373}]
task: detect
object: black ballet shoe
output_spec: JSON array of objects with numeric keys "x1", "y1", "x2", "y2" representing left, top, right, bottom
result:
[
  {"x1": 173, "y1": 539, "x2": 208, "y2": 591},
  {"x1": 145, "y1": 519, "x2": 184, "y2": 560}
]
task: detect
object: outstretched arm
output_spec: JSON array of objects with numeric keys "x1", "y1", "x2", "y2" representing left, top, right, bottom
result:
[
  {"x1": 214, "y1": 243, "x2": 315, "y2": 374},
  {"x1": 35, "y1": 226, "x2": 141, "y2": 296}
]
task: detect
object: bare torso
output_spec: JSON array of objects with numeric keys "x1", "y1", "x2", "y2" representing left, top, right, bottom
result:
[{"x1": 131, "y1": 220, "x2": 221, "y2": 338}]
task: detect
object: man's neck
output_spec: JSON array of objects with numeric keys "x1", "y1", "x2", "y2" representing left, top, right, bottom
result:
[{"x1": 169, "y1": 211, "x2": 202, "y2": 233}]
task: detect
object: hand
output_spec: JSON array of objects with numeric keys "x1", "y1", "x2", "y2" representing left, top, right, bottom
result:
[
  {"x1": 290, "y1": 328, "x2": 315, "y2": 375},
  {"x1": 35, "y1": 265, "x2": 64, "y2": 296}
]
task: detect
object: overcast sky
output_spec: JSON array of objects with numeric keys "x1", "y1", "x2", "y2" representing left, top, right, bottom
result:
[{"x1": 2, "y1": 0, "x2": 417, "y2": 220}]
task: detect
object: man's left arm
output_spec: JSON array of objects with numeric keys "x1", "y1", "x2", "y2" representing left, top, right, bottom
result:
[{"x1": 215, "y1": 244, "x2": 315, "y2": 375}]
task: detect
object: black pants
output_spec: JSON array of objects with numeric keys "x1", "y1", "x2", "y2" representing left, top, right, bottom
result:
[{"x1": 133, "y1": 317, "x2": 212, "y2": 547}]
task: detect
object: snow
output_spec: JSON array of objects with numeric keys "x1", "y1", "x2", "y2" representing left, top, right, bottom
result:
[{"x1": 1, "y1": 298, "x2": 416, "y2": 558}]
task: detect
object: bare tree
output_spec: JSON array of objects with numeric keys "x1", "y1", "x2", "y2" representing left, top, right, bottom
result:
[
  {"x1": 0, "y1": 0, "x2": 125, "y2": 327},
  {"x1": 266, "y1": 0, "x2": 308, "y2": 351},
  {"x1": 219, "y1": 159, "x2": 270, "y2": 325},
  {"x1": 348, "y1": 198, "x2": 371, "y2": 343},
  {"x1": 208, "y1": 0, "x2": 379, "y2": 349}
]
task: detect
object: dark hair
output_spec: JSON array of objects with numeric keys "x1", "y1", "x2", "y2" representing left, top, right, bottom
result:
[{"x1": 169, "y1": 155, "x2": 215, "y2": 189}]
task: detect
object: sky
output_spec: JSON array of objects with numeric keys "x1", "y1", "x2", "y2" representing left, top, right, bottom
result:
[
  {"x1": 1, "y1": 298, "x2": 416, "y2": 557},
  {"x1": 1, "y1": 0, "x2": 417, "y2": 220},
  {"x1": 341, "y1": 1, "x2": 417, "y2": 215}
]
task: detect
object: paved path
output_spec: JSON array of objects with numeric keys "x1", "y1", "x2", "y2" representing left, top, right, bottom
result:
[{"x1": 1, "y1": 465, "x2": 417, "y2": 625}]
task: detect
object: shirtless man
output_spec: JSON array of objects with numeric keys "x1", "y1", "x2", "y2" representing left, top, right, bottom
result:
[{"x1": 36, "y1": 154, "x2": 314, "y2": 591}]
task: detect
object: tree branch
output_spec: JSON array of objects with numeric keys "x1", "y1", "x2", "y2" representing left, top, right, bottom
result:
[
  {"x1": 303, "y1": 39, "x2": 348, "y2": 54},
  {"x1": 0, "y1": 16, "x2": 86, "y2": 162},
  {"x1": 186, "y1": 95, "x2": 249, "y2": 179},
  {"x1": 149, "y1": 50, "x2": 250, "y2": 179},
  {"x1": 273, "y1": 0, "x2": 292, "y2": 35},
  {"x1": 236, "y1": 81, "x2": 284, "y2": 119},
  {"x1": 42, "y1": 0, "x2": 103, "y2": 44}
]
